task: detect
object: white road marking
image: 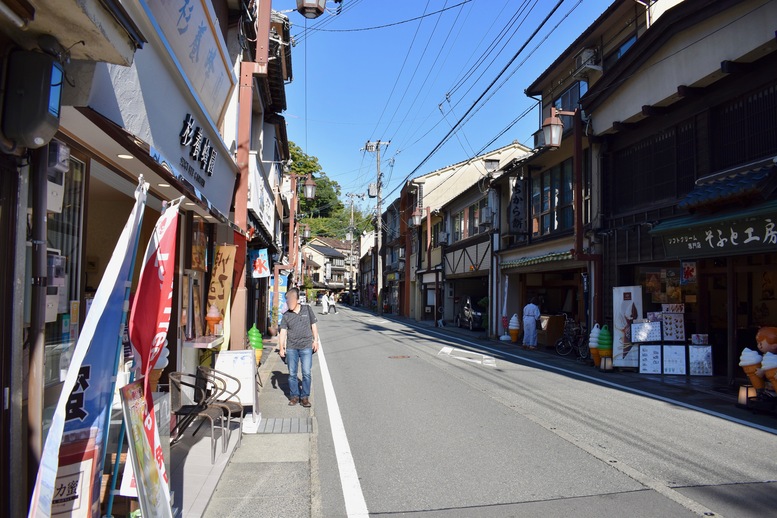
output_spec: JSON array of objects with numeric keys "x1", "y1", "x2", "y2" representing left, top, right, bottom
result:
[
  {"x1": 317, "y1": 344, "x2": 369, "y2": 517},
  {"x1": 437, "y1": 346, "x2": 497, "y2": 368},
  {"x1": 419, "y1": 324, "x2": 777, "y2": 436}
]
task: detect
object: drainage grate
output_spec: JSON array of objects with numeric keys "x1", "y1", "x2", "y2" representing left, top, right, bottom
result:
[{"x1": 256, "y1": 417, "x2": 313, "y2": 434}]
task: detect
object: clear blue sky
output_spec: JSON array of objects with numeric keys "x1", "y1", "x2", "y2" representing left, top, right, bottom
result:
[{"x1": 276, "y1": 0, "x2": 614, "y2": 213}]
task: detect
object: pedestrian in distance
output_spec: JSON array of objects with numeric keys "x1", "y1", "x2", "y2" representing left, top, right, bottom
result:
[
  {"x1": 522, "y1": 296, "x2": 541, "y2": 350},
  {"x1": 321, "y1": 290, "x2": 329, "y2": 315},
  {"x1": 278, "y1": 287, "x2": 319, "y2": 407},
  {"x1": 329, "y1": 291, "x2": 338, "y2": 314}
]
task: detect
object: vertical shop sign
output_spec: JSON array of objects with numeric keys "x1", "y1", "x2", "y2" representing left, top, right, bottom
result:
[
  {"x1": 612, "y1": 286, "x2": 643, "y2": 368},
  {"x1": 29, "y1": 183, "x2": 148, "y2": 518},
  {"x1": 509, "y1": 177, "x2": 526, "y2": 240},
  {"x1": 251, "y1": 249, "x2": 270, "y2": 278},
  {"x1": 208, "y1": 245, "x2": 236, "y2": 346}
]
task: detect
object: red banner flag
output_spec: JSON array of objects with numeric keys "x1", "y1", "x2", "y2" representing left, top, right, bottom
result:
[{"x1": 127, "y1": 198, "x2": 181, "y2": 516}]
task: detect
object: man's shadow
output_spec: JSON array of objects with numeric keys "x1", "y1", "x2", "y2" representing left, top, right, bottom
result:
[{"x1": 271, "y1": 370, "x2": 297, "y2": 398}]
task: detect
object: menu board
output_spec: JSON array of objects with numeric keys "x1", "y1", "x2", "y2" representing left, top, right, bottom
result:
[
  {"x1": 632, "y1": 322, "x2": 662, "y2": 343},
  {"x1": 662, "y1": 313, "x2": 685, "y2": 341},
  {"x1": 663, "y1": 345, "x2": 687, "y2": 375},
  {"x1": 689, "y1": 345, "x2": 713, "y2": 376},
  {"x1": 639, "y1": 345, "x2": 662, "y2": 374}
]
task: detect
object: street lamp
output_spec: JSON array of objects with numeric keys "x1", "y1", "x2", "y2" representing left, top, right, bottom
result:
[
  {"x1": 410, "y1": 207, "x2": 422, "y2": 227},
  {"x1": 302, "y1": 224, "x2": 311, "y2": 239},
  {"x1": 541, "y1": 106, "x2": 576, "y2": 149},
  {"x1": 303, "y1": 174, "x2": 317, "y2": 200},
  {"x1": 297, "y1": 0, "x2": 326, "y2": 19}
]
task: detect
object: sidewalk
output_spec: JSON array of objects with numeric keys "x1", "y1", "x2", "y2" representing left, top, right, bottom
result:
[{"x1": 202, "y1": 342, "x2": 317, "y2": 518}]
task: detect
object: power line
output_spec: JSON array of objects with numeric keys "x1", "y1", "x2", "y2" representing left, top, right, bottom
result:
[
  {"x1": 386, "y1": 0, "x2": 567, "y2": 198},
  {"x1": 300, "y1": 0, "x2": 473, "y2": 32}
]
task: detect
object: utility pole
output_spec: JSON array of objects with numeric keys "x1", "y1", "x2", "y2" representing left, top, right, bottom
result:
[
  {"x1": 365, "y1": 140, "x2": 389, "y2": 315},
  {"x1": 345, "y1": 192, "x2": 365, "y2": 304}
]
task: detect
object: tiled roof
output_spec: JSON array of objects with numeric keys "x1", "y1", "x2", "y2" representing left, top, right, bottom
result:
[
  {"x1": 311, "y1": 237, "x2": 348, "y2": 250},
  {"x1": 308, "y1": 244, "x2": 345, "y2": 258},
  {"x1": 501, "y1": 251, "x2": 573, "y2": 270},
  {"x1": 679, "y1": 164, "x2": 775, "y2": 211}
]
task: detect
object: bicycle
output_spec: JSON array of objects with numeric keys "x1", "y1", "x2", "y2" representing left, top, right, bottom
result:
[{"x1": 555, "y1": 315, "x2": 589, "y2": 360}]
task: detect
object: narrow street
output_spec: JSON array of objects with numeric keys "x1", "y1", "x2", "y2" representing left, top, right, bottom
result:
[{"x1": 305, "y1": 306, "x2": 777, "y2": 517}]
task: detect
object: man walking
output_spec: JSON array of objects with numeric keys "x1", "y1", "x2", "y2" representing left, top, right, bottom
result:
[
  {"x1": 278, "y1": 287, "x2": 319, "y2": 407},
  {"x1": 328, "y1": 291, "x2": 338, "y2": 314}
]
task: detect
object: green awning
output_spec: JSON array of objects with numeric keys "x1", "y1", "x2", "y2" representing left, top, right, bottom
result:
[
  {"x1": 651, "y1": 199, "x2": 777, "y2": 235},
  {"x1": 651, "y1": 199, "x2": 777, "y2": 259},
  {"x1": 501, "y1": 251, "x2": 573, "y2": 270}
]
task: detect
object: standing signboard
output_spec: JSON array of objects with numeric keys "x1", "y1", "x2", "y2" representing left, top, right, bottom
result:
[{"x1": 612, "y1": 286, "x2": 643, "y2": 368}]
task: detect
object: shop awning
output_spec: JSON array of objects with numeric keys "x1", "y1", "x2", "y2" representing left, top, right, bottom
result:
[
  {"x1": 678, "y1": 160, "x2": 776, "y2": 211},
  {"x1": 651, "y1": 199, "x2": 777, "y2": 258},
  {"x1": 501, "y1": 251, "x2": 573, "y2": 270}
]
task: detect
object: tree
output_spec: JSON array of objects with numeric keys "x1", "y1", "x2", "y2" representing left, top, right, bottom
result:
[{"x1": 290, "y1": 142, "x2": 343, "y2": 218}]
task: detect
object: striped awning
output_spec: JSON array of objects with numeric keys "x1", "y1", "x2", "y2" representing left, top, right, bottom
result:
[{"x1": 501, "y1": 251, "x2": 573, "y2": 270}]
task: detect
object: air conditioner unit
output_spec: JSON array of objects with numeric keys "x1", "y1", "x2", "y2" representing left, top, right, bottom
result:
[
  {"x1": 438, "y1": 231, "x2": 449, "y2": 243},
  {"x1": 574, "y1": 48, "x2": 602, "y2": 77}
]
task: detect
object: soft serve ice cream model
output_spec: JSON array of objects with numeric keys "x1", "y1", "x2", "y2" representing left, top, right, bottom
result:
[
  {"x1": 739, "y1": 327, "x2": 777, "y2": 396},
  {"x1": 508, "y1": 314, "x2": 521, "y2": 343}
]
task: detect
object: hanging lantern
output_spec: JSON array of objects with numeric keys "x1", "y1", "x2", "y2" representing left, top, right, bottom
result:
[
  {"x1": 542, "y1": 107, "x2": 564, "y2": 148},
  {"x1": 297, "y1": 0, "x2": 326, "y2": 19},
  {"x1": 410, "y1": 208, "x2": 422, "y2": 227},
  {"x1": 303, "y1": 174, "x2": 317, "y2": 200}
]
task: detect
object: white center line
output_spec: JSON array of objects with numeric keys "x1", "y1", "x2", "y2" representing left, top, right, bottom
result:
[{"x1": 317, "y1": 343, "x2": 369, "y2": 517}]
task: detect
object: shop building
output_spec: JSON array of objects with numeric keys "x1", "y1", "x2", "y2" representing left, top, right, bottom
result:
[
  {"x1": 0, "y1": 0, "x2": 145, "y2": 511},
  {"x1": 494, "y1": 0, "x2": 661, "y2": 342},
  {"x1": 358, "y1": 230, "x2": 376, "y2": 308},
  {"x1": 1, "y1": 0, "x2": 294, "y2": 511},
  {"x1": 580, "y1": 0, "x2": 777, "y2": 379},
  {"x1": 382, "y1": 199, "x2": 403, "y2": 314}
]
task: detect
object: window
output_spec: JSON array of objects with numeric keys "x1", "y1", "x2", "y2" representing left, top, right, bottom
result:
[
  {"x1": 531, "y1": 158, "x2": 574, "y2": 237},
  {"x1": 604, "y1": 35, "x2": 637, "y2": 71},
  {"x1": 452, "y1": 211, "x2": 464, "y2": 242},
  {"x1": 432, "y1": 221, "x2": 443, "y2": 247},
  {"x1": 553, "y1": 81, "x2": 588, "y2": 130}
]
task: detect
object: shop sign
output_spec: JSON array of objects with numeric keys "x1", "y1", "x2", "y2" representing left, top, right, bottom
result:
[
  {"x1": 386, "y1": 273, "x2": 397, "y2": 281},
  {"x1": 662, "y1": 213, "x2": 777, "y2": 258},
  {"x1": 509, "y1": 177, "x2": 527, "y2": 240},
  {"x1": 179, "y1": 113, "x2": 217, "y2": 188},
  {"x1": 145, "y1": 0, "x2": 235, "y2": 124},
  {"x1": 248, "y1": 156, "x2": 276, "y2": 236}
]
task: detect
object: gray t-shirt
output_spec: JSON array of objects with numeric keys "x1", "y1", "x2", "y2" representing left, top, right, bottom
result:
[{"x1": 280, "y1": 304, "x2": 317, "y2": 349}]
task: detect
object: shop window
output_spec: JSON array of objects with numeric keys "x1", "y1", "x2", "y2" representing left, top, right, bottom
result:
[
  {"x1": 531, "y1": 158, "x2": 574, "y2": 237},
  {"x1": 42, "y1": 155, "x2": 85, "y2": 387}
]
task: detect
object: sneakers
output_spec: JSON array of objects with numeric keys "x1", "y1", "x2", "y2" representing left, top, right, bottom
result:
[
  {"x1": 301, "y1": 397, "x2": 311, "y2": 408},
  {"x1": 288, "y1": 397, "x2": 299, "y2": 406}
]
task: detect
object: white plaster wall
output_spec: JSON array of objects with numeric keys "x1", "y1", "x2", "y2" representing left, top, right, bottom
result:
[{"x1": 593, "y1": 1, "x2": 777, "y2": 133}]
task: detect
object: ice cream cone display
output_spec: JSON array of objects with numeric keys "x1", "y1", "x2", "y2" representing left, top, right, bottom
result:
[
  {"x1": 205, "y1": 304, "x2": 222, "y2": 335},
  {"x1": 739, "y1": 348, "x2": 764, "y2": 390},
  {"x1": 248, "y1": 324, "x2": 264, "y2": 366},
  {"x1": 761, "y1": 352, "x2": 777, "y2": 392},
  {"x1": 508, "y1": 314, "x2": 521, "y2": 343},
  {"x1": 597, "y1": 324, "x2": 613, "y2": 358},
  {"x1": 589, "y1": 324, "x2": 601, "y2": 365},
  {"x1": 147, "y1": 368, "x2": 164, "y2": 392}
]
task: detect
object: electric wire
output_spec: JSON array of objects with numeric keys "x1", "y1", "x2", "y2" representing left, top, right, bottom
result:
[{"x1": 300, "y1": 1, "x2": 473, "y2": 33}]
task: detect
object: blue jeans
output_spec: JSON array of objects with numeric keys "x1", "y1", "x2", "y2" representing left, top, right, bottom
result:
[{"x1": 286, "y1": 347, "x2": 313, "y2": 399}]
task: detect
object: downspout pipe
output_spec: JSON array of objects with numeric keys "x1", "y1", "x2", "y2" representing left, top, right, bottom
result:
[
  {"x1": 571, "y1": 110, "x2": 602, "y2": 326},
  {"x1": 27, "y1": 146, "x2": 47, "y2": 493}
]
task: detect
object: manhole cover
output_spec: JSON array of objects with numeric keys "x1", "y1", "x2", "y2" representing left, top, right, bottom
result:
[{"x1": 388, "y1": 355, "x2": 411, "y2": 359}]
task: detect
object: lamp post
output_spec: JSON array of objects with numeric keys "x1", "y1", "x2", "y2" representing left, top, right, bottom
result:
[
  {"x1": 541, "y1": 106, "x2": 602, "y2": 326},
  {"x1": 297, "y1": 0, "x2": 326, "y2": 18},
  {"x1": 272, "y1": 173, "x2": 316, "y2": 331}
]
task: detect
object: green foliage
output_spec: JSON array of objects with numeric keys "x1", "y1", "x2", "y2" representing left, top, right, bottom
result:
[
  {"x1": 478, "y1": 296, "x2": 489, "y2": 311},
  {"x1": 290, "y1": 141, "x2": 374, "y2": 240}
]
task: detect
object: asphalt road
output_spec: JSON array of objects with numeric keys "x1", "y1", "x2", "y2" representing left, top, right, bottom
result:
[{"x1": 309, "y1": 307, "x2": 777, "y2": 517}]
